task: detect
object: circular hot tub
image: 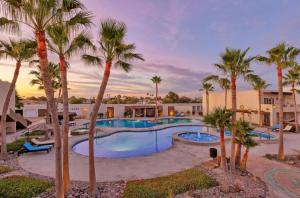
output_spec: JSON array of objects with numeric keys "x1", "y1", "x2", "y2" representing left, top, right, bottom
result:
[{"x1": 173, "y1": 132, "x2": 220, "y2": 145}]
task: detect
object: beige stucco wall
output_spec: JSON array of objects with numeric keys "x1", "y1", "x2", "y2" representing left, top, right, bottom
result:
[{"x1": 0, "y1": 81, "x2": 15, "y2": 114}]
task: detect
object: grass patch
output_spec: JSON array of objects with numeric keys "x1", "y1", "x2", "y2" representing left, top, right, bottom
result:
[
  {"x1": 122, "y1": 168, "x2": 217, "y2": 198},
  {"x1": 0, "y1": 166, "x2": 12, "y2": 174},
  {"x1": 7, "y1": 138, "x2": 27, "y2": 152},
  {"x1": 24, "y1": 130, "x2": 46, "y2": 137},
  {"x1": 0, "y1": 176, "x2": 53, "y2": 198}
]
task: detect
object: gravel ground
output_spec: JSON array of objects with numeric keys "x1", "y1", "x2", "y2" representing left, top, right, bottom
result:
[{"x1": 0, "y1": 155, "x2": 268, "y2": 198}]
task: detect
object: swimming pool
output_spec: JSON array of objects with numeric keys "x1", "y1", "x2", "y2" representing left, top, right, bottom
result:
[
  {"x1": 178, "y1": 132, "x2": 218, "y2": 142},
  {"x1": 95, "y1": 118, "x2": 199, "y2": 128},
  {"x1": 225, "y1": 130, "x2": 275, "y2": 139},
  {"x1": 72, "y1": 125, "x2": 205, "y2": 158}
]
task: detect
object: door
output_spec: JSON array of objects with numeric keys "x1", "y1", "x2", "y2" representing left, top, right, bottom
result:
[
  {"x1": 263, "y1": 112, "x2": 271, "y2": 126},
  {"x1": 107, "y1": 107, "x2": 114, "y2": 118},
  {"x1": 168, "y1": 106, "x2": 175, "y2": 116}
]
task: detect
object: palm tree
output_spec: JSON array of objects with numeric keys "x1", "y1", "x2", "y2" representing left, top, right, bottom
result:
[
  {"x1": 283, "y1": 65, "x2": 300, "y2": 132},
  {"x1": 29, "y1": 63, "x2": 61, "y2": 125},
  {"x1": 203, "y1": 108, "x2": 233, "y2": 171},
  {"x1": 0, "y1": 39, "x2": 36, "y2": 158},
  {"x1": 151, "y1": 76, "x2": 162, "y2": 120},
  {"x1": 257, "y1": 43, "x2": 299, "y2": 160},
  {"x1": 204, "y1": 75, "x2": 230, "y2": 108},
  {"x1": 248, "y1": 74, "x2": 270, "y2": 126},
  {"x1": 235, "y1": 120, "x2": 259, "y2": 171},
  {"x1": 214, "y1": 48, "x2": 256, "y2": 170},
  {"x1": 47, "y1": 13, "x2": 93, "y2": 191},
  {"x1": 29, "y1": 63, "x2": 61, "y2": 94},
  {"x1": 201, "y1": 81, "x2": 214, "y2": 115},
  {"x1": 0, "y1": 1, "x2": 89, "y2": 196},
  {"x1": 82, "y1": 18, "x2": 144, "y2": 196}
]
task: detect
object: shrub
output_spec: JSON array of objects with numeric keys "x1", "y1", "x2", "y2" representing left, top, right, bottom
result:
[
  {"x1": 7, "y1": 138, "x2": 27, "y2": 152},
  {"x1": 0, "y1": 166, "x2": 12, "y2": 174},
  {"x1": 122, "y1": 168, "x2": 217, "y2": 198},
  {"x1": 0, "y1": 176, "x2": 53, "y2": 198},
  {"x1": 25, "y1": 130, "x2": 46, "y2": 136}
]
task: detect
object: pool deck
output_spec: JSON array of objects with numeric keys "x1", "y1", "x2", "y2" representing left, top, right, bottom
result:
[{"x1": 18, "y1": 125, "x2": 300, "y2": 197}]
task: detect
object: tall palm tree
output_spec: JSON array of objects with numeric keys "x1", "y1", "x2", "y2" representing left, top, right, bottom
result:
[
  {"x1": 204, "y1": 75, "x2": 230, "y2": 108},
  {"x1": 0, "y1": 1, "x2": 89, "y2": 196},
  {"x1": 214, "y1": 48, "x2": 255, "y2": 170},
  {"x1": 82, "y1": 18, "x2": 144, "y2": 196},
  {"x1": 47, "y1": 13, "x2": 93, "y2": 191},
  {"x1": 201, "y1": 81, "x2": 214, "y2": 115},
  {"x1": 283, "y1": 65, "x2": 300, "y2": 132},
  {"x1": 151, "y1": 76, "x2": 162, "y2": 120},
  {"x1": 257, "y1": 43, "x2": 299, "y2": 160},
  {"x1": 248, "y1": 74, "x2": 270, "y2": 126},
  {"x1": 203, "y1": 108, "x2": 232, "y2": 171},
  {"x1": 0, "y1": 39, "x2": 36, "y2": 158}
]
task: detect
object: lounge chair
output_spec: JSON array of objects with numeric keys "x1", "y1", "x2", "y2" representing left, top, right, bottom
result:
[
  {"x1": 31, "y1": 138, "x2": 55, "y2": 146},
  {"x1": 272, "y1": 124, "x2": 280, "y2": 131},
  {"x1": 17, "y1": 143, "x2": 52, "y2": 156},
  {"x1": 283, "y1": 125, "x2": 294, "y2": 132}
]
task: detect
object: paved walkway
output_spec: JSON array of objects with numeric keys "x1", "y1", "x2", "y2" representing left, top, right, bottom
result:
[{"x1": 248, "y1": 156, "x2": 300, "y2": 198}]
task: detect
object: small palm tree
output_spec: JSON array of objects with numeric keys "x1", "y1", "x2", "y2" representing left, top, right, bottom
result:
[
  {"x1": 247, "y1": 74, "x2": 270, "y2": 126},
  {"x1": 29, "y1": 63, "x2": 61, "y2": 126},
  {"x1": 151, "y1": 76, "x2": 162, "y2": 120},
  {"x1": 283, "y1": 65, "x2": 300, "y2": 132},
  {"x1": 214, "y1": 48, "x2": 256, "y2": 169},
  {"x1": 201, "y1": 81, "x2": 214, "y2": 115},
  {"x1": 235, "y1": 120, "x2": 259, "y2": 171},
  {"x1": 204, "y1": 75, "x2": 230, "y2": 108},
  {"x1": 203, "y1": 108, "x2": 233, "y2": 171},
  {"x1": 82, "y1": 18, "x2": 144, "y2": 195},
  {"x1": 29, "y1": 63, "x2": 61, "y2": 94},
  {"x1": 0, "y1": 39, "x2": 36, "y2": 158},
  {"x1": 257, "y1": 43, "x2": 300, "y2": 160},
  {"x1": 46, "y1": 11, "x2": 93, "y2": 191}
]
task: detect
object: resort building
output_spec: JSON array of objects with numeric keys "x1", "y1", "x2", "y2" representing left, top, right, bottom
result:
[
  {"x1": 0, "y1": 81, "x2": 16, "y2": 133},
  {"x1": 203, "y1": 90, "x2": 298, "y2": 127},
  {"x1": 21, "y1": 103, "x2": 202, "y2": 120}
]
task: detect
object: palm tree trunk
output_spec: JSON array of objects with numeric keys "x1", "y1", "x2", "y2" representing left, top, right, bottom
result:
[
  {"x1": 220, "y1": 128, "x2": 227, "y2": 171},
  {"x1": 225, "y1": 89, "x2": 228, "y2": 109},
  {"x1": 36, "y1": 31, "x2": 64, "y2": 198},
  {"x1": 59, "y1": 56, "x2": 70, "y2": 192},
  {"x1": 88, "y1": 61, "x2": 112, "y2": 196},
  {"x1": 230, "y1": 75, "x2": 237, "y2": 171},
  {"x1": 277, "y1": 67, "x2": 284, "y2": 160},
  {"x1": 155, "y1": 83, "x2": 158, "y2": 120},
  {"x1": 235, "y1": 143, "x2": 242, "y2": 168},
  {"x1": 206, "y1": 90, "x2": 209, "y2": 115},
  {"x1": 240, "y1": 148, "x2": 249, "y2": 171},
  {"x1": 258, "y1": 89, "x2": 262, "y2": 126},
  {"x1": 292, "y1": 81, "x2": 298, "y2": 132},
  {"x1": 1, "y1": 61, "x2": 21, "y2": 159}
]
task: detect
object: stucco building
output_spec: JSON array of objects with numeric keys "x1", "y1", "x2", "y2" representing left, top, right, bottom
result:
[{"x1": 203, "y1": 90, "x2": 298, "y2": 127}]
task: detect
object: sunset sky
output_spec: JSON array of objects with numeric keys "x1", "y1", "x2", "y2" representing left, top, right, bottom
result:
[{"x1": 1, "y1": 0, "x2": 300, "y2": 98}]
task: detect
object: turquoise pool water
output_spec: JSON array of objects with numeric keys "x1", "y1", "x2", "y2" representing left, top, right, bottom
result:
[
  {"x1": 178, "y1": 132, "x2": 218, "y2": 142},
  {"x1": 95, "y1": 118, "x2": 198, "y2": 128},
  {"x1": 72, "y1": 125, "x2": 206, "y2": 158},
  {"x1": 225, "y1": 130, "x2": 275, "y2": 139}
]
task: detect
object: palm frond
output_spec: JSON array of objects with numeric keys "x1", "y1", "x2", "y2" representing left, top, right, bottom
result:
[{"x1": 82, "y1": 54, "x2": 102, "y2": 66}]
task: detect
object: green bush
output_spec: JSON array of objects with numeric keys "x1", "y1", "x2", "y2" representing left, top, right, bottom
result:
[
  {"x1": 0, "y1": 176, "x2": 53, "y2": 198},
  {"x1": 122, "y1": 168, "x2": 217, "y2": 198},
  {"x1": 25, "y1": 130, "x2": 46, "y2": 136},
  {"x1": 0, "y1": 166, "x2": 12, "y2": 174},
  {"x1": 7, "y1": 138, "x2": 27, "y2": 152}
]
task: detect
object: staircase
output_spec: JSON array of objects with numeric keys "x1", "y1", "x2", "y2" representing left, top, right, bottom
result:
[{"x1": 9, "y1": 109, "x2": 29, "y2": 127}]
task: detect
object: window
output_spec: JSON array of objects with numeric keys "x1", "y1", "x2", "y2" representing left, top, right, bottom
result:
[{"x1": 263, "y1": 98, "x2": 274, "y2": 104}]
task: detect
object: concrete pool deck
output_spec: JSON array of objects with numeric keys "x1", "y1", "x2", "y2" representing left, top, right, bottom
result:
[{"x1": 18, "y1": 126, "x2": 300, "y2": 197}]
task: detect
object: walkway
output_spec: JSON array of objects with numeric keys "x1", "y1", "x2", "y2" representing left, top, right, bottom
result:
[{"x1": 248, "y1": 156, "x2": 300, "y2": 198}]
